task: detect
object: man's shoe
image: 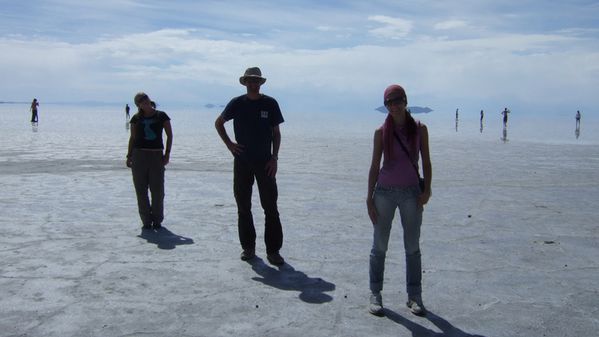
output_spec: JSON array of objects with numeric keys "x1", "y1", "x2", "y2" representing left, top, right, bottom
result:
[
  {"x1": 368, "y1": 292, "x2": 384, "y2": 316},
  {"x1": 240, "y1": 249, "x2": 256, "y2": 261},
  {"x1": 153, "y1": 223, "x2": 162, "y2": 230},
  {"x1": 142, "y1": 224, "x2": 152, "y2": 230},
  {"x1": 267, "y1": 253, "x2": 285, "y2": 266},
  {"x1": 406, "y1": 299, "x2": 426, "y2": 316}
]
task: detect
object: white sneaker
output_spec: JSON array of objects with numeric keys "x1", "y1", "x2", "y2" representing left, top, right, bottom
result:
[
  {"x1": 368, "y1": 293, "x2": 384, "y2": 316},
  {"x1": 406, "y1": 299, "x2": 426, "y2": 316}
]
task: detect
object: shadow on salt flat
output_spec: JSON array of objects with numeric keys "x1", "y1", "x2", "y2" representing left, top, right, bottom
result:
[
  {"x1": 137, "y1": 226, "x2": 194, "y2": 250},
  {"x1": 249, "y1": 258, "x2": 335, "y2": 304},
  {"x1": 384, "y1": 308, "x2": 486, "y2": 337}
]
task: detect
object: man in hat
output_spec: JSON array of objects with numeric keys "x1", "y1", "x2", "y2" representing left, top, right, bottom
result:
[{"x1": 215, "y1": 67, "x2": 285, "y2": 266}]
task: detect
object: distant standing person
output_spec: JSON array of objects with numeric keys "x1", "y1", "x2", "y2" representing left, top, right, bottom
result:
[
  {"x1": 455, "y1": 108, "x2": 459, "y2": 120},
  {"x1": 30, "y1": 98, "x2": 39, "y2": 123},
  {"x1": 366, "y1": 84, "x2": 432, "y2": 317},
  {"x1": 215, "y1": 67, "x2": 286, "y2": 266},
  {"x1": 480, "y1": 110, "x2": 485, "y2": 133},
  {"x1": 125, "y1": 104, "x2": 130, "y2": 119},
  {"x1": 501, "y1": 107, "x2": 510, "y2": 126},
  {"x1": 126, "y1": 92, "x2": 173, "y2": 230},
  {"x1": 576, "y1": 110, "x2": 581, "y2": 128}
]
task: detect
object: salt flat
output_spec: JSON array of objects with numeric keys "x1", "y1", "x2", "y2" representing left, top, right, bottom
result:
[{"x1": 1, "y1": 105, "x2": 598, "y2": 336}]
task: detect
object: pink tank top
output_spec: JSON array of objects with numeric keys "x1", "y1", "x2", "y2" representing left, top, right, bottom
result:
[{"x1": 377, "y1": 123, "x2": 421, "y2": 188}]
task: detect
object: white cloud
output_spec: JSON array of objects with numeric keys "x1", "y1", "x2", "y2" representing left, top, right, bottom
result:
[
  {"x1": 434, "y1": 20, "x2": 468, "y2": 30},
  {"x1": 0, "y1": 30, "x2": 279, "y2": 104},
  {"x1": 1, "y1": 17, "x2": 598, "y2": 114},
  {"x1": 368, "y1": 15, "x2": 413, "y2": 39},
  {"x1": 316, "y1": 26, "x2": 334, "y2": 32}
]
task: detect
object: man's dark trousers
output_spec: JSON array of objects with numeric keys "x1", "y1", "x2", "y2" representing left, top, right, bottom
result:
[{"x1": 233, "y1": 158, "x2": 283, "y2": 255}]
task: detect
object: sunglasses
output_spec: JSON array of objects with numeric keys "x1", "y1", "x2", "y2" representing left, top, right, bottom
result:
[{"x1": 384, "y1": 97, "x2": 404, "y2": 106}]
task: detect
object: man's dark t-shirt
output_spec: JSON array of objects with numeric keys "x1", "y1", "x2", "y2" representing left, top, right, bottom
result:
[
  {"x1": 130, "y1": 110, "x2": 170, "y2": 149},
  {"x1": 221, "y1": 94, "x2": 284, "y2": 163}
]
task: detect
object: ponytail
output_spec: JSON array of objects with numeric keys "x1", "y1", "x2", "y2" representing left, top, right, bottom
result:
[{"x1": 382, "y1": 110, "x2": 419, "y2": 160}]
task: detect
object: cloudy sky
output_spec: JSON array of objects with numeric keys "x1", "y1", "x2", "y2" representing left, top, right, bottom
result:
[{"x1": 1, "y1": 0, "x2": 598, "y2": 115}]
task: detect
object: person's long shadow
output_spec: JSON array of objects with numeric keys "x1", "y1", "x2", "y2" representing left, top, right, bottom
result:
[
  {"x1": 384, "y1": 308, "x2": 486, "y2": 337},
  {"x1": 137, "y1": 226, "x2": 194, "y2": 250},
  {"x1": 249, "y1": 258, "x2": 335, "y2": 304}
]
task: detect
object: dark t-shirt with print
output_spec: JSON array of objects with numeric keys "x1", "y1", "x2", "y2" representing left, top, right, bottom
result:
[
  {"x1": 221, "y1": 94, "x2": 284, "y2": 162},
  {"x1": 130, "y1": 110, "x2": 170, "y2": 149}
]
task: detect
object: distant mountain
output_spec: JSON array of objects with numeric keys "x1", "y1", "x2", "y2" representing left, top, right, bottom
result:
[
  {"x1": 376, "y1": 106, "x2": 433, "y2": 114},
  {"x1": 204, "y1": 103, "x2": 225, "y2": 109}
]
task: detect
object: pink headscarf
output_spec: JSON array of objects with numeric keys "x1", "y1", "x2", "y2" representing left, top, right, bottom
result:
[{"x1": 384, "y1": 84, "x2": 407, "y2": 103}]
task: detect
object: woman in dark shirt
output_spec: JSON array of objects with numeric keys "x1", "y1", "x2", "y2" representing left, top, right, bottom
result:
[{"x1": 126, "y1": 92, "x2": 173, "y2": 230}]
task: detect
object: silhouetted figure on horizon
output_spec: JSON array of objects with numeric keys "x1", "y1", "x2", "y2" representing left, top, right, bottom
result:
[
  {"x1": 501, "y1": 108, "x2": 510, "y2": 127},
  {"x1": 575, "y1": 110, "x2": 581, "y2": 139},
  {"x1": 480, "y1": 110, "x2": 484, "y2": 133},
  {"x1": 501, "y1": 125, "x2": 508, "y2": 143},
  {"x1": 125, "y1": 104, "x2": 130, "y2": 119},
  {"x1": 30, "y1": 98, "x2": 39, "y2": 123},
  {"x1": 455, "y1": 108, "x2": 459, "y2": 132}
]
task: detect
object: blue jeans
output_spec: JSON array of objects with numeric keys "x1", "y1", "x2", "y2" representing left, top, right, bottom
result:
[{"x1": 369, "y1": 185, "x2": 423, "y2": 299}]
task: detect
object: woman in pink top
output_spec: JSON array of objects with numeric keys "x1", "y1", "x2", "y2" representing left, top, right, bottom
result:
[{"x1": 366, "y1": 84, "x2": 432, "y2": 317}]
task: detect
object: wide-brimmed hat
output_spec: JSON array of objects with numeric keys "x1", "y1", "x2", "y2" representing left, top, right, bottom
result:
[{"x1": 239, "y1": 67, "x2": 266, "y2": 85}]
